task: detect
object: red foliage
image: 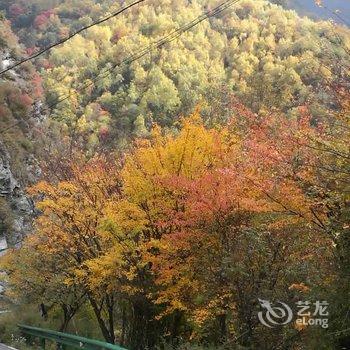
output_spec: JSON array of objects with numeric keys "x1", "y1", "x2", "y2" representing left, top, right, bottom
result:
[
  {"x1": 26, "y1": 47, "x2": 37, "y2": 56},
  {"x1": 19, "y1": 93, "x2": 34, "y2": 107},
  {"x1": 111, "y1": 29, "x2": 126, "y2": 43},
  {"x1": 7, "y1": 91, "x2": 33, "y2": 112},
  {"x1": 34, "y1": 15, "x2": 49, "y2": 29},
  {"x1": 0, "y1": 105, "x2": 8, "y2": 118},
  {"x1": 99, "y1": 126, "x2": 110, "y2": 140},
  {"x1": 31, "y1": 73, "x2": 43, "y2": 98},
  {"x1": 100, "y1": 109, "x2": 109, "y2": 116},
  {"x1": 59, "y1": 27, "x2": 70, "y2": 39},
  {"x1": 40, "y1": 59, "x2": 53, "y2": 70},
  {"x1": 9, "y1": 4, "x2": 25, "y2": 17},
  {"x1": 33, "y1": 10, "x2": 54, "y2": 29}
]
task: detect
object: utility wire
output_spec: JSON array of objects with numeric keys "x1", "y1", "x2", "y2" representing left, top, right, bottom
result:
[
  {"x1": 48, "y1": 0, "x2": 241, "y2": 110},
  {"x1": 0, "y1": 0, "x2": 146, "y2": 76},
  {"x1": 322, "y1": 5, "x2": 350, "y2": 27},
  {"x1": 0, "y1": 0, "x2": 241, "y2": 135}
]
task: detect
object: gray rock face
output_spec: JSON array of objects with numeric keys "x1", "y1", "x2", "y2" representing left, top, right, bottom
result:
[
  {"x1": 0, "y1": 141, "x2": 36, "y2": 304},
  {"x1": 0, "y1": 30, "x2": 41, "y2": 309},
  {"x1": 0, "y1": 47, "x2": 39, "y2": 245},
  {"x1": 0, "y1": 141, "x2": 34, "y2": 246},
  {"x1": 0, "y1": 144, "x2": 19, "y2": 196}
]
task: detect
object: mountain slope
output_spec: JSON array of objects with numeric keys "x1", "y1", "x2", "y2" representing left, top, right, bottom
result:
[{"x1": 0, "y1": 19, "x2": 42, "y2": 248}]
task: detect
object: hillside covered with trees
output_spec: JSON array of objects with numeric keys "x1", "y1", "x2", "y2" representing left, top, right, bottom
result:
[{"x1": 0, "y1": 1, "x2": 349, "y2": 350}]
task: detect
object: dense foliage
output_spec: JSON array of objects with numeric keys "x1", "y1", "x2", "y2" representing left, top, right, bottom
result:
[
  {"x1": 0, "y1": 18, "x2": 40, "y2": 180},
  {"x1": 2, "y1": 89, "x2": 350, "y2": 348},
  {"x1": 1, "y1": 0, "x2": 349, "y2": 147}
]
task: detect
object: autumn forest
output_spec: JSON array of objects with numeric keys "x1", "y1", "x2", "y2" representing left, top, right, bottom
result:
[{"x1": 0, "y1": 0, "x2": 349, "y2": 349}]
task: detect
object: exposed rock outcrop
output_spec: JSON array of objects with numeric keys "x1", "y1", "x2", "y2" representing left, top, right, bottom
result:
[
  {"x1": 0, "y1": 17, "x2": 43, "y2": 310},
  {"x1": 0, "y1": 141, "x2": 37, "y2": 305},
  {"x1": 0, "y1": 141, "x2": 34, "y2": 247}
]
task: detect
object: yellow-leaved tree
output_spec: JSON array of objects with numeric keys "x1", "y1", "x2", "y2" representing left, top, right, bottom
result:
[{"x1": 25, "y1": 157, "x2": 122, "y2": 343}]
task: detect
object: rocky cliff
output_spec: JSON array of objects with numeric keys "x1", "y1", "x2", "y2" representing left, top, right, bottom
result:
[
  {"x1": 0, "y1": 19, "x2": 42, "y2": 304},
  {"x1": 0, "y1": 141, "x2": 35, "y2": 248}
]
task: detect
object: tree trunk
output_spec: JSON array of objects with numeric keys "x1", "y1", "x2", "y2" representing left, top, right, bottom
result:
[
  {"x1": 59, "y1": 305, "x2": 71, "y2": 332},
  {"x1": 88, "y1": 295, "x2": 115, "y2": 344},
  {"x1": 120, "y1": 305, "x2": 127, "y2": 346}
]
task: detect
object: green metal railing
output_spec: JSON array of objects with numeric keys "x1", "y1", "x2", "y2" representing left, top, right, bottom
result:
[{"x1": 18, "y1": 324, "x2": 127, "y2": 350}]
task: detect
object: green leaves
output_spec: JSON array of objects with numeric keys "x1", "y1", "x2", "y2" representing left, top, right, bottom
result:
[{"x1": 29, "y1": 0, "x2": 349, "y2": 146}]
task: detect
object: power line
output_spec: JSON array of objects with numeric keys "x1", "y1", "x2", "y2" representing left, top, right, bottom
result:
[
  {"x1": 0, "y1": 0, "x2": 146, "y2": 76},
  {"x1": 0, "y1": 0, "x2": 241, "y2": 135},
  {"x1": 48, "y1": 0, "x2": 241, "y2": 110},
  {"x1": 322, "y1": 5, "x2": 350, "y2": 27},
  {"x1": 49, "y1": 0, "x2": 349, "y2": 111}
]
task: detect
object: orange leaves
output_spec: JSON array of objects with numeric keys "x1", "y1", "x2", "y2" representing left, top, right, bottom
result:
[
  {"x1": 119, "y1": 106, "x2": 333, "y2": 325},
  {"x1": 122, "y1": 111, "x2": 241, "y2": 236},
  {"x1": 123, "y1": 111, "x2": 238, "y2": 195},
  {"x1": 104, "y1": 200, "x2": 148, "y2": 244},
  {"x1": 5, "y1": 101, "x2": 339, "y2": 339},
  {"x1": 26, "y1": 156, "x2": 122, "y2": 292},
  {"x1": 289, "y1": 283, "x2": 310, "y2": 293}
]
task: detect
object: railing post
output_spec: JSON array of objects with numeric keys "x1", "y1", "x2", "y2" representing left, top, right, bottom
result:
[
  {"x1": 18, "y1": 324, "x2": 128, "y2": 350},
  {"x1": 58, "y1": 342, "x2": 67, "y2": 350},
  {"x1": 25, "y1": 334, "x2": 32, "y2": 347}
]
